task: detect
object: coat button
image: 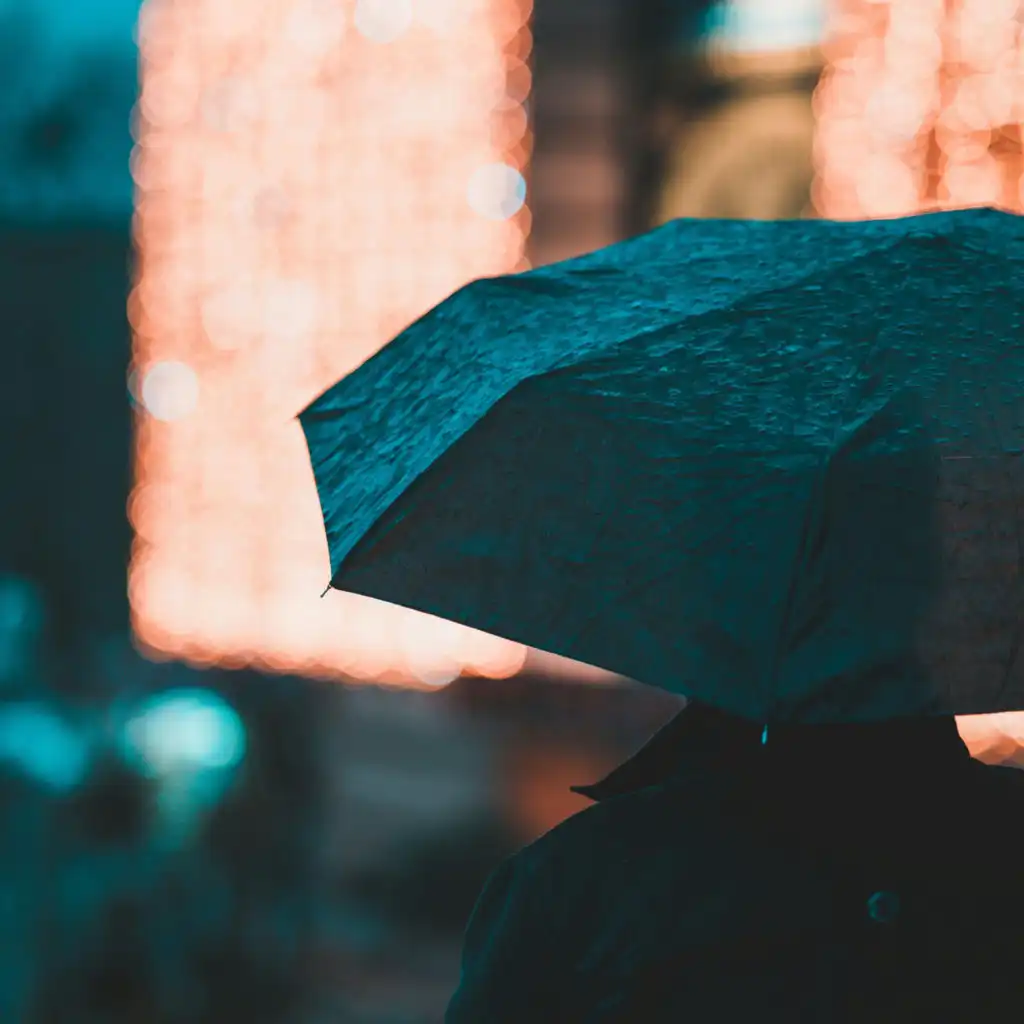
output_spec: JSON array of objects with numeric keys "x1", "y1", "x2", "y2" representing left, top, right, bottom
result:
[{"x1": 866, "y1": 890, "x2": 901, "y2": 924}]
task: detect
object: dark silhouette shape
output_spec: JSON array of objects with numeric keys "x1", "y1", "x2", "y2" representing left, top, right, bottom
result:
[{"x1": 446, "y1": 702, "x2": 1024, "y2": 1022}]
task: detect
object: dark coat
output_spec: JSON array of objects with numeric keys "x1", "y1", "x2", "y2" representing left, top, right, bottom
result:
[{"x1": 445, "y1": 704, "x2": 1024, "y2": 1023}]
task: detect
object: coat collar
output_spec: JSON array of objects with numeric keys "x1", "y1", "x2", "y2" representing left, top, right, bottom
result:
[{"x1": 570, "y1": 701, "x2": 973, "y2": 803}]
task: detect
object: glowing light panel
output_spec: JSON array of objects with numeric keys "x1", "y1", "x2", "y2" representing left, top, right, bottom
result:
[{"x1": 130, "y1": 0, "x2": 532, "y2": 687}]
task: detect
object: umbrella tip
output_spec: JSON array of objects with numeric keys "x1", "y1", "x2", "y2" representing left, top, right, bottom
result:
[{"x1": 320, "y1": 582, "x2": 332, "y2": 598}]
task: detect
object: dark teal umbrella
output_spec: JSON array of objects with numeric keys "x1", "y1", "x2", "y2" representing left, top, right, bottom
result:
[{"x1": 300, "y1": 206, "x2": 1024, "y2": 724}]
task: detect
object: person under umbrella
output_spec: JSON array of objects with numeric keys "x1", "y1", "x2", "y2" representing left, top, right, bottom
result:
[
  {"x1": 298, "y1": 206, "x2": 1024, "y2": 1021},
  {"x1": 445, "y1": 701, "x2": 1024, "y2": 1021}
]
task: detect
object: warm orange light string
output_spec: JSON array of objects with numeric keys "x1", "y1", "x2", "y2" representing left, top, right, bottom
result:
[
  {"x1": 814, "y1": 0, "x2": 1024, "y2": 218},
  {"x1": 129, "y1": 0, "x2": 531, "y2": 688}
]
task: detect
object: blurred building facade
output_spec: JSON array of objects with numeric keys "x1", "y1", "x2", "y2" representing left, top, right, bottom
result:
[
  {"x1": 526, "y1": 0, "x2": 826, "y2": 272},
  {"x1": 652, "y1": 37, "x2": 821, "y2": 221},
  {"x1": 526, "y1": 0, "x2": 626, "y2": 265}
]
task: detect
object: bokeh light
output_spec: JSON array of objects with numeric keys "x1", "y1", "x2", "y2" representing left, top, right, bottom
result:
[
  {"x1": 129, "y1": 0, "x2": 533, "y2": 686},
  {"x1": 815, "y1": 0, "x2": 1024, "y2": 218},
  {"x1": 124, "y1": 688, "x2": 246, "y2": 777},
  {"x1": 284, "y1": 0, "x2": 350, "y2": 56},
  {"x1": 467, "y1": 162, "x2": 528, "y2": 219},
  {"x1": 139, "y1": 361, "x2": 200, "y2": 422},
  {"x1": 354, "y1": 0, "x2": 414, "y2": 43},
  {"x1": 0, "y1": 704, "x2": 90, "y2": 792},
  {"x1": 702, "y1": 0, "x2": 826, "y2": 55}
]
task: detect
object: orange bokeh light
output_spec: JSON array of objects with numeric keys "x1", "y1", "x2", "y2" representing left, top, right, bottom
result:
[
  {"x1": 129, "y1": 0, "x2": 531, "y2": 687},
  {"x1": 815, "y1": 0, "x2": 1024, "y2": 219}
]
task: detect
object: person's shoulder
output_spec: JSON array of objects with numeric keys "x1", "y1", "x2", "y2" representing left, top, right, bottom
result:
[
  {"x1": 450, "y1": 794, "x2": 677, "y2": 986},
  {"x1": 511, "y1": 771, "x2": 726, "y2": 881}
]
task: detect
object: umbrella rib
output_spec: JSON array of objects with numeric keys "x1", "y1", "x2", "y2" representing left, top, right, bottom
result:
[{"x1": 764, "y1": 320, "x2": 893, "y2": 716}]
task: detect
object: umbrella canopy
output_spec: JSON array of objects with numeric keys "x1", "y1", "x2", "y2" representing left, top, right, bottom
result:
[{"x1": 300, "y1": 206, "x2": 1024, "y2": 724}]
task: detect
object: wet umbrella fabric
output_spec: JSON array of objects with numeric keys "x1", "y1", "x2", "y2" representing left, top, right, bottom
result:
[{"x1": 300, "y1": 207, "x2": 1024, "y2": 723}]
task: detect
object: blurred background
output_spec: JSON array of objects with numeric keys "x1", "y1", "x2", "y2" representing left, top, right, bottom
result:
[{"x1": 0, "y1": 0, "x2": 1023, "y2": 1020}]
